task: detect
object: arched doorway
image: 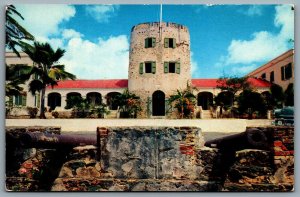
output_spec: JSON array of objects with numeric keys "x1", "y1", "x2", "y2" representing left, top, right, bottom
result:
[
  {"x1": 197, "y1": 92, "x2": 213, "y2": 110},
  {"x1": 66, "y1": 92, "x2": 82, "y2": 109},
  {"x1": 86, "y1": 92, "x2": 102, "y2": 106},
  {"x1": 215, "y1": 91, "x2": 234, "y2": 107},
  {"x1": 106, "y1": 92, "x2": 121, "y2": 110},
  {"x1": 152, "y1": 90, "x2": 165, "y2": 116},
  {"x1": 48, "y1": 92, "x2": 61, "y2": 111}
]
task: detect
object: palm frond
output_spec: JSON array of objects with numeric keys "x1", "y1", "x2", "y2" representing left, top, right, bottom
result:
[{"x1": 28, "y1": 80, "x2": 44, "y2": 95}]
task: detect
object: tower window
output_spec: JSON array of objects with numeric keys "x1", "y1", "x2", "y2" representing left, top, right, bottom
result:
[
  {"x1": 164, "y1": 38, "x2": 176, "y2": 48},
  {"x1": 164, "y1": 62, "x2": 180, "y2": 74},
  {"x1": 145, "y1": 62, "x2": 152, "y2": 73},
  {"x1": 139, "y1": 62, "x2": 156, "y2": 74},
  {"x1": 169, "y1": 62, "x2": 176, "y2": 73},
  {"x1": 261, "y1": 73, "x2": 266, "y2": 80},
  {"x1": 145, "y1": 37, "x2": 156, "y2": 48}
]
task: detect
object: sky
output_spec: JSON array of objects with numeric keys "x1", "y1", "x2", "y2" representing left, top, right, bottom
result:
[{"x1": 11, "y1": 4, "x2": 294, "y2": 80}]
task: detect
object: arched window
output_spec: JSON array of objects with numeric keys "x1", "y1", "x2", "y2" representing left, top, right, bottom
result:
[
  {"x1": 48, "y1": 92, "x2": 61, "y2": 111},
  {"x1": 106, "y1": 92, "x2": 121, "y2": 110},
  {"x1": 86, "y1": 92, "x2": 102, "y2": 106},
  {"x1": 66, "y1": 92, "x2": 82, "y2": 109}
]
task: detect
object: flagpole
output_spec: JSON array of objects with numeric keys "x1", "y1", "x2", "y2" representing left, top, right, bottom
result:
[{"x1": 159, "y1": 3, "x2": 162, "y2": 40}]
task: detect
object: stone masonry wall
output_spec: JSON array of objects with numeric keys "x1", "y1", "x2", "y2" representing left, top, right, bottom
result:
[
  {"x1": 6, "y1": 126, "x2": 294, "y2": 191},
  {"x1": 128, "y1": 22, "x2": 191, "y2": 118},
  {"x1": 223, "y1": 126, "x2": 294, "y2": 191}
]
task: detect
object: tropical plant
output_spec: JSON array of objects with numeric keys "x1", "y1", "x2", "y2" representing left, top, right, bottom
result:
[
  {"x1": 66, "y1": 96, "x2": 109, "y2": 118},
  {"x1": 5, "y1": 5, "x2": 34, "y2": 57},
  {"x1": 26, "y1": 107, "x2": 39, "y2": 118},
  {"x1": 284, "y1": 83, "x2": 294, "y2": 106},
  {"x1": 114, "y1": 89, "x2": 142, "y2": 118},
  {"x1": 5, "y1": 64, "x2": 32, "y2": 96},
  {"x1": 270, "y1": 84, "x2": 285, "y2": 108},
  {"x1": 168, "y1": 83, "x2": 197, "y2": 119},
  {"x1": 214, "y1": 91, "x2": 234, "y2": 117},
  {"x1": 22, "y1": 41, "x2": 76, "y2": 119},
  {"x1": 237, "y1": 89, "x2": 267, "y2": 118},
  {"x1": 217, "y1": 76, "x2": 251, "y2": 97},
  {"x1": 65, "y1": 95, "x2": 84, "y2": 110}
]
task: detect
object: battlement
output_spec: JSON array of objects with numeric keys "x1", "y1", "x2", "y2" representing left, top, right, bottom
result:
[{"x1": 131, "y1": 22, "x2": 189, "y2": 32}]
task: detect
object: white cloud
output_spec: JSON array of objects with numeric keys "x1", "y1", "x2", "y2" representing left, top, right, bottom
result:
[
  {"x1": 60, "y1": 33, "x2": 129, "y2": 79},
  {"x1": 62, "y1": 29, "x2": 83, "y2": 39},
  {"x1": 16, "y1": 5, "x2": 75, "y2": 38},
  {"x1": 231, "y1": 64, "x2": 257, "y2": 75},
  {"x1": 85, "y1": 5, "x2": 120, "y2": 23},
  {"x1": 239, "y1": 5, "x2": 263, "y2": 16},
  {"x1": 218, "y1": 5, "x2": 294, "y2": 68},
  {"x1": 190, "y1": 52, "x2": 198, "y2": 75}
]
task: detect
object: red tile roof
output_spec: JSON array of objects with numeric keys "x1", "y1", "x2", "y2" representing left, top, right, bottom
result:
[
  {"x1": 191, "y1": 79, "x2": 219, "y2": 88},
  {"x1": 47, "y1": 78, "x2": 271, "y2": 89},
  {"x1": 192, "y1": 78, "x2": 271, "y2": 88},
  {"x1": 47, "y1": 79, "x2": 128, "y2": 89},
  {"x1": 247, "y1": 78, "x2": 272, "y2": 88}
]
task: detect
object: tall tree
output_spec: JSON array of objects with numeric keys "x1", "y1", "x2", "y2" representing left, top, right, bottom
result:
[
  {"x1": 237, "y1": 89, "x2": 267, "y2": 118},
  {"x1": 284, "y1": 83, "x2": 294, "y2": 106},
  {"x1": 217, "y1": 76, "x2": 251, "y2": 97},
  {"x1": 5, "y1": 5, "x2": 34, "y2": 57},
  {"x1": 22, "y1": 41, "x2": 76, "y2": 118},
  {"x1": 168, "y1": 83, "x2": 197, "y2": 119},
  {"x1": 270, "y1": 84, "x2": 285, "y2": 108}
]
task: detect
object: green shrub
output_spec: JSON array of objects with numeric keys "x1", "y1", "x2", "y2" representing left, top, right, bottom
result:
[
  {"x1": 51, "y1": 111, "x2": 59, "y2": 118},
  {"x1": 26, "y1": 107, "x2": 38, "y2": 118}
]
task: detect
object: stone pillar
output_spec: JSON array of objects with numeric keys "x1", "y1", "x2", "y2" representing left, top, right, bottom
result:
[{"x1": 61, "y1": 95, "x2": 67, "y2": 109}]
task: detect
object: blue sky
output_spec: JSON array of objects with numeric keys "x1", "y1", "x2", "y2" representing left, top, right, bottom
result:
[{"x1": 13, "y1": 4, "x2": 294, "y2": 79}]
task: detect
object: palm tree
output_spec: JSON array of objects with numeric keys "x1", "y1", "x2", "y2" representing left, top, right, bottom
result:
[
  {"x1": 5, "y1": 64, "x2": 32, "y2": 96},
  {"x1": 22, "y1": 41, "x2": 76, "y2": 118},
  {"x1": 168, "y1": 83, "x2": 197, "y2": 119},
  {"x1": 6, "y1": 5, "x2": 34, "y2": 57}
]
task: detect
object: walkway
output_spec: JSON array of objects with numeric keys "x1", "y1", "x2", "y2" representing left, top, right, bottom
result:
[{"x1": 6, "y1": 119, "x2": 272, "y2": 141}]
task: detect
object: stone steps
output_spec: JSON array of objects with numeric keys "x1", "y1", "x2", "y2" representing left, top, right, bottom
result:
[
  {"x1": 105, "y1": 110, "x2": 118, "y2": 119},
  {"x1": 201, "y1": 110, "x2": 212, "y2": 119}
]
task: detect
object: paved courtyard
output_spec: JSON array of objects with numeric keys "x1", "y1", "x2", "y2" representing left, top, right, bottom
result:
[{"x1": 6, "y1": 119, "x2": 272, "y2": 141}]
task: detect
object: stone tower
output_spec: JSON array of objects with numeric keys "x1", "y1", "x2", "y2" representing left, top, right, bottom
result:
[{"x1": 128, "y1": 22, "x2": 191, "y2": 118}]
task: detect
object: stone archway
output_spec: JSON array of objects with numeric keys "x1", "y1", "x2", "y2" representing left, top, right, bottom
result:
[
  {"x1": 106, "y1": 92, "x2": 121, "y2": 110},
  {"x1": 197, "y1": 92, "x2": 213, "y2": 110},
  {"x1": 47, "y1": 92, "x2": 61, "y2": 111},
  {"x1": 152, "y1": 90, "x2": 165, "y2": 116},
  {"x1": 66, "y1": 92, "x2": 82, "y2": 109},
  {"x1": 86, "y1": 92, "x2": 102, "y2": 106}
]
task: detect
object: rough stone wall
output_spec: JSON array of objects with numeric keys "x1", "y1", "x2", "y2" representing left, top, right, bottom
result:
[
  {"x1": 97, "y1": 127, "x2": 204, "y2": 180},
  {"x1": 128, "y1": 22, "x2": 191, "y2": 118},
  {"x1": 6, "y1": 126, "x2": 294, "y2": 192},
  {"x1": 6, "y1": 127, "x2": 62, "y2": 191},
  {"x1": 272, "y1": 126, "x2": 294, "y2": 185},
  {"x1": 222, "y1": 126, "x2": 294, "y2": 192}
]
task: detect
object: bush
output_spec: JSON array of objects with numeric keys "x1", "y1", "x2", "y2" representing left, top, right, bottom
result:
[
  {"x1": 51, "y1": 111, "x2": 59, "y2": 118},
  {"x1": 26, "y1": 107, "x2": 39, "y2": 118}
]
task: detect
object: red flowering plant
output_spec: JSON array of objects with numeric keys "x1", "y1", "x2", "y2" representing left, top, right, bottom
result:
[
  {"x1": 18, "y1": 157, "x2": 45, "y2": 179},
  {"x1": 114, "y1": 89, "x2": 142, "y2": 118},
  {"x1": 168, "y1": 82, "x2": 197, "y2": 119}
]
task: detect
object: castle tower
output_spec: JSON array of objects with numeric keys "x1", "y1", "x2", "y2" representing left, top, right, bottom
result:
[{"x1": 128, "y1": 22, "x2": 191, "y2": 118}]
